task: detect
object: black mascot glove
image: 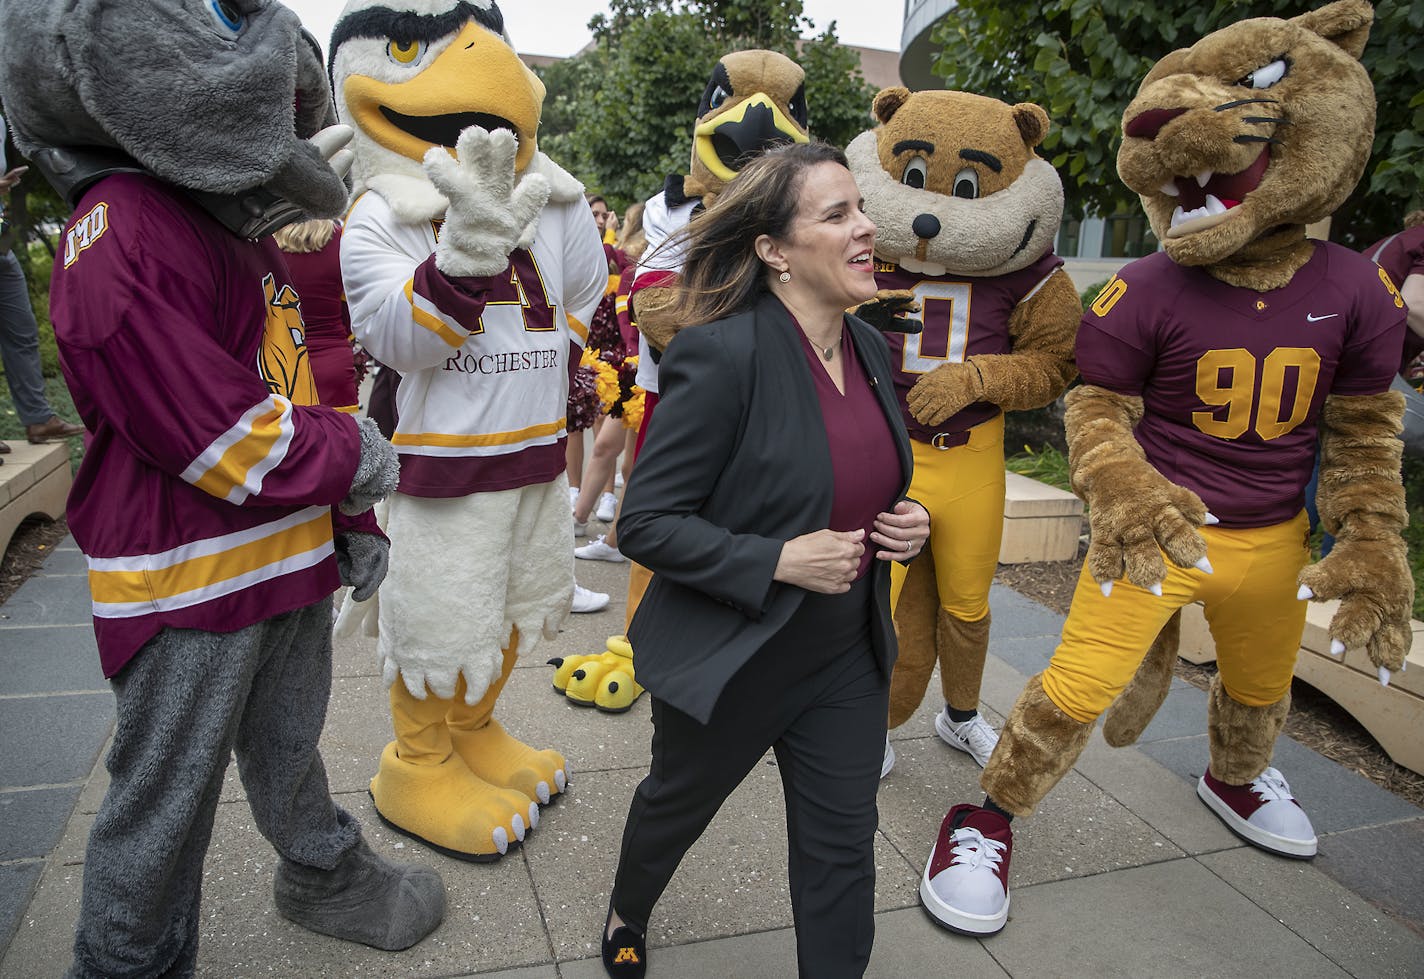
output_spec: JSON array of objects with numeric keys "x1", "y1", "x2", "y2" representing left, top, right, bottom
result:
[
  {"x1": 341, "y1": 417, "x2": 399, "y2": 516},
  {"x1": 335, "y1": 531, "x2": 390, "y2": 602}
]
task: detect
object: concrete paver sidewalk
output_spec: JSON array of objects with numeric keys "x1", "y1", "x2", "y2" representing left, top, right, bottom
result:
[{"x1": 2, "y1": 541, "x2": 1423, "y2": 977}]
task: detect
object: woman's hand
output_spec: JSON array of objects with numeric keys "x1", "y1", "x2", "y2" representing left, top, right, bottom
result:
[
  {"x1": 774, "y1": 529, "x2": 865, "y2": 594},
  {"x1": 871, "y1": 500, "x2": 930, "y2": 561}
]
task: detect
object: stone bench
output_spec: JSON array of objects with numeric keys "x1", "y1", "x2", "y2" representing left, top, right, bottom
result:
[
  {"x1": 0, "y1": 441, "x2": 71, "y2": 556},
  {"x1": 1179, "y1": 601, "x2": 1424, "y2": 777},
  {"x1": 999, "y1": 471, "x2": 1084, "y2": 564}
]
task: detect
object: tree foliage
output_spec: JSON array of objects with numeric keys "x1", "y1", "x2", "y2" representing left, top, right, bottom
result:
[
  {"x1": 536, "y1": 0, "x2": 876, "y2": 210},
  {"x1": 930, "y1": 0, "x2": 1424, "y2": 245}
]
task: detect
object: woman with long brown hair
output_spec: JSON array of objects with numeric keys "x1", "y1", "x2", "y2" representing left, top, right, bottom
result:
[{"x1": 600, "y1": 142, "x2": 929, "y2": 978}]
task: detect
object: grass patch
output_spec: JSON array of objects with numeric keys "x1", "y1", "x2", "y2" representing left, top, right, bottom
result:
[{"x1": 1006, "y1": 442, "x2": 1072, "y2": 493}]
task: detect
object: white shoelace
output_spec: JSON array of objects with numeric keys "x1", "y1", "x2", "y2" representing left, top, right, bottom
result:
[
  {"x1": 1249, "y1": 767, "x2": 1295, "y2": 803},
  {"x1": 949, "y1": 827, "x2": 1007, "y2": 872}
]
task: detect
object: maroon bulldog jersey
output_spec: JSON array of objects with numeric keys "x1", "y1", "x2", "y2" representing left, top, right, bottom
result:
[
  {"x1": 1364, "y1": 226, "x2": 1424, "y2": 372},
  {"x1": 877, "y1": 251, "x2": 1063, "y2": 442},
  {"x1": 1078, "y1": 244, "x2": 1406, "y2": 528}
]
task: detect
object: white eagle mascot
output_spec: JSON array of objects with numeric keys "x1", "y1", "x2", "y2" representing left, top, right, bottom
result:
[{"x1": 331, "y1": 0, "x2": 606, "y2": 861}]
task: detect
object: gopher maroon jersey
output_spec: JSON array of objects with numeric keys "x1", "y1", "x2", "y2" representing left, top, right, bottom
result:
[
  {"x1": 878, "y1": 251, "x2": 1063, "y2": 442},
  {"x1": 1078, "y1": 244, "x2": 1405, "y2": 528}
]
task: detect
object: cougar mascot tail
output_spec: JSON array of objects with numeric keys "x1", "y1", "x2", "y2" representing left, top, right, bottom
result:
[{"x1": 331, "y1": 0, "x2": 607, "y2": 860}]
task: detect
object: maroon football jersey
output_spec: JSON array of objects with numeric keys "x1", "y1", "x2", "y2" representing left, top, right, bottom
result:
[
  {"x1": 877, "y1": 251, "x2": 1064, "y2": 442},
  {"x1": 1078, "y1": 244, "x2": 1406, "y2": 528},
  {"x1": 1363, "y1": 226, "x2": 1424, "y2": 372}
]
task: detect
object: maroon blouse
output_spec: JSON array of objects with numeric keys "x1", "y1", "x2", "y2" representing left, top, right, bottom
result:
[{"x1": 793, "y1": 318, "x2": 903, "y2": 579}]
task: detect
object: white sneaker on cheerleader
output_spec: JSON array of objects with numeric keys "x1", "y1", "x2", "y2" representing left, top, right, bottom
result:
[
  {"x1": 568, "y1": 485, "x2": 580, "y2": 508},
  {"x1": 920, "y1": 804, "x2": 1011, "y2": 935},
  {"x1": 571, "y1": 584, "x2": 609, "y2": 614},
  {"x1": 614, "y1": 471, "x2": 624, "y2": 489},
  {"x1": 935, "y1": 709, "x2": 1000, "y2": 768},
  {"x1": 1197, "y1": 767, "x2": 1317, "y2": 858},
  {"x1": 595, "y1": 491, "x2": 619, "y2": 523},
  {"x1": 573, "y1": 511, "x2": 588, "y2": 538},
  {"x1": 880, "y1": 736, "x2": 895, "y2": 779},
  {"x1": 576, "y1": 535, "x2": 626, "y2": 563}
]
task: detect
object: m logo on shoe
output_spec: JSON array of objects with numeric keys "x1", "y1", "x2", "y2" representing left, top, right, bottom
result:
[{"x1": 613, "y1": 947, "x2": 641, "y2": 964}]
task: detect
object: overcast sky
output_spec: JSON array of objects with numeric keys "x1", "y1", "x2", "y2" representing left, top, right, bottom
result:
[{"x1": 284, "y1": 0, "x2": 905, "y2": 59}]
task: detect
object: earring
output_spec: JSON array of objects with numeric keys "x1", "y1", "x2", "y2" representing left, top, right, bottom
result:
[{"x1": 778, "y1": 270, "x2": 791, "y2": 283}]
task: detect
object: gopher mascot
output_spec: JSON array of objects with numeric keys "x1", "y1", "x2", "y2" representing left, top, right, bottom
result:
[
  {"x1": 332, "y1": 0, "x2": 607, "y2": 860},
  {"x1": 548, "y1": 50, "x2": 811, "y2": 712},
  {"x1": 0, "y1": 0, "x2": 442, "y2": 972},
  {"x1": 925, "y1": 0, "x2": 1412, "y2": 937},
  {"x1": 847, "y1": 89, "x2": 1080, "y2": 775}
]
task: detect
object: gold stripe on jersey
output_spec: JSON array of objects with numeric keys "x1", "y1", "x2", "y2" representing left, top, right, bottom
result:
[
  {"x1": 88, "y1": 508, "x2": 334, "y2": 614},
  {"x1": 566, "y1": 312, "x2": 589, "y2": 345},
  {"x1": 182, "y1": 396, "x2": 294, "y2": 504},
  {"x1": 406, "y1": 279, "x2": 469, "y2": 347},
  {"x1": 391, "y1": 418, "x2": 566, "y2": 448}
]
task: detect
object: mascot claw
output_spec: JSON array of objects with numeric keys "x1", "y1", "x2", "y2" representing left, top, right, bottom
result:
[
  {"x1": 1100, "y1": 580, "x2": 1114, "y2": 598},
  {"x1": 1329, "y1": 638, "x2": 1346, "y2": 657},
  {"x1": 1379, "y1": 665, "x2": 1391, "y2": 687},
  {"x1": 1297, "y1": 584, "x2": 1315, "y2": 601},
  {"x1": 1194, "y1": 556, "x2": 1214, "y2": 574}
]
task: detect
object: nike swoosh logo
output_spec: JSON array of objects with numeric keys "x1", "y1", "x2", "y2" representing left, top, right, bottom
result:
[{"x1": 1305, "y1": 312, "x2": 1339, "y2": 322}]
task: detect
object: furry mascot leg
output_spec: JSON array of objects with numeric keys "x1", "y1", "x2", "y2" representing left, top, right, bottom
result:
[
  {"x1": 940, "y1": 612, "x2": 991, "y2": 713},
  {"x1": 1205, "y1": 676, "x2": 1290, "y2": 784},
  {"x1": 372, "y1": 683, "x2": 539, "y2": 861},
  {"x1": 449, "y1": 634, "x2": 569, "y2": 803},
  {"x1": 1102, "y1": 610, "x2": 1181, "y2": 747},
  {"x1": 1197, "y1": 676, "x2": 1316, "y2": 857},
  {"x1": 980, "y1": 673, "x2": 1094, "y2": 818},
  {"x1": 888, "y1": 551, "x2": 940, "y2": 729}
]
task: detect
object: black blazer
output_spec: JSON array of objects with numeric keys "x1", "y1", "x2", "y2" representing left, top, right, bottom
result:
[{"x1": 618, "y1": 292, "x2": 916, "y2": 724}]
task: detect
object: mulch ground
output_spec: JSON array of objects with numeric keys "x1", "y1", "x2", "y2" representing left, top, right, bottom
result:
[
  {"x1": 994, "y1": 530, "x2": 1424, "y2": 811},
  {"x1": 0, "y1": 515, "x2": 70, "y2": 606}
]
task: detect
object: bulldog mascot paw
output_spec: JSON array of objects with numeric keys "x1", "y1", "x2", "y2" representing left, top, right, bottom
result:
[{"x1": 332, "y1": 0, "x2": 606, "y2": 860}]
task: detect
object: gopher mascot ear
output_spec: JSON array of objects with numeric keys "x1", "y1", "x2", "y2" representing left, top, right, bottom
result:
[
  {"x1": 1291, "y1": 0, "x2": 1374, "y2": 59},
  {"x1": 873, "y1": 86, "x2": 911, "y2": 125},
  {"x1": 1012, "y1": 103, "x2": 1050, "y2": 148}
]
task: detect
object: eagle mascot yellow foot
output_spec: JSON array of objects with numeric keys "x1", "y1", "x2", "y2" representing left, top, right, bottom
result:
[{"x1": 333, "y1": 0, "x2": 603, "y2": 859}]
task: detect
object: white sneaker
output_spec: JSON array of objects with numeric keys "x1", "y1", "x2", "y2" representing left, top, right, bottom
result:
[
  {"x1": 614, "y1": 471, "x2": 624, "y2": 489},
  {"x1": 920, "y1": 805, "x2": 1012, "y2": 935},
  {"x1": 935, "y1": 709, "x2": 999, "y2": 768},
  {"x1": 1197, "y1": 767, "x2": 1317, "y2": 858},
  {"x1": 571, "y1": 584, "x2": 609, "y2": 613},
  {"x1": 568, "y1": 485, "x2": 580, "y2": 508},
  {"x1": 880, "y1": 736, "x2": 895, "y2": 779},
  {"x1": 595, "y1": 491, "x2": 619, "y2": 523},
  {"x1": 573, "y1": 511, "x2": 587, "y2": 537},
  {"x1": 576, "y1": 535, "x2": 626, "y2": 563}
]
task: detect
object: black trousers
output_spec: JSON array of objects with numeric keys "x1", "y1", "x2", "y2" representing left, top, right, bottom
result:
[{"x1": 611, "y1": 577, "x2": 888, "y2": 979}]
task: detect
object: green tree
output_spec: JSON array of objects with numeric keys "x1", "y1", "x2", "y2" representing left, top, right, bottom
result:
[
  {"x1": 536, "y1": 0, "x2": 875, "y2": 209},
  {"x1": 930, "y1": 0, "x2": 1424, "y2": 245}
]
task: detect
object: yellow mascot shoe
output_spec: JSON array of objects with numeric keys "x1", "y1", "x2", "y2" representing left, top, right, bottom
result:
[
  {"x1": 549, "y1": 650, "x2": 616, "y2": 699},
  {"x1": 594, "y1": 664, "x2": 644, "y2": 714},
  {"x1": 605, "y1": 634, "x2": 634, "y2": 659},
  {"x1": 369, "y1": 742, "x2": 540, "y2": 863},
  {"x1": 449, "y1": 717, "x2": 569, "y2": 805}
]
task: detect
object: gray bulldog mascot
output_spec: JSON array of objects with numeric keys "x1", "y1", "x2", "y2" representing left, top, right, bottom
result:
[{"x1": 0, "y1": 1, "x2": 444, "y2": 974}]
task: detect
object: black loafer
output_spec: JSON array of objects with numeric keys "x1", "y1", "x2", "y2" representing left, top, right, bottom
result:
[{"x1": 601, "y1": 919, "x2": 647, "y2": 977}]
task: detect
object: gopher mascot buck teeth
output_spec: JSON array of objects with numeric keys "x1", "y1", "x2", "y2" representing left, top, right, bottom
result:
[
  {"x1": 924, "y1": 0, "x2": 1413, "y2": 938},
  {"x1": 332, "y1": 0, "x2": 607, "y2": 861},
  {"x1": 846, "y1": 89, "x2": 1080, "y2": 785}
]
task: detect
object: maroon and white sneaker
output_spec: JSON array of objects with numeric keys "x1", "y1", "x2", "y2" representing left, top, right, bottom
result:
[
  {"x1": 919, "y1": 804, "x2": 1012, "y2": 935},
  {"x1": 1197, "y1": 767, "x2": 1317, "y2": 858}
]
